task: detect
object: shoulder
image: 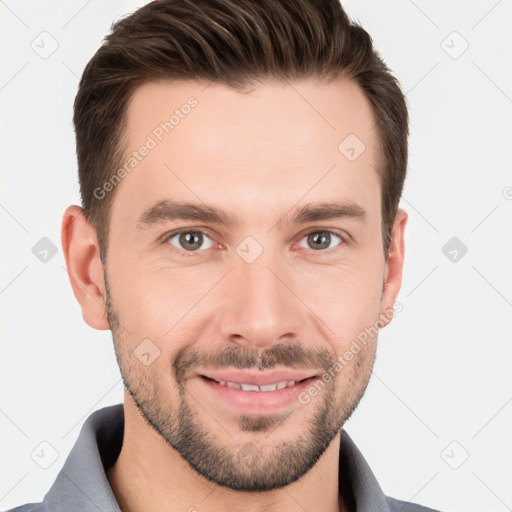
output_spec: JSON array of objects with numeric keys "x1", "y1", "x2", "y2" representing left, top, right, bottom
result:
[
  {"x1": 2, "y1": 502, "x2": 44, "y2": 512},
  {"x1": 386, "y1": 496, "x2": 447, "y2": 512}
]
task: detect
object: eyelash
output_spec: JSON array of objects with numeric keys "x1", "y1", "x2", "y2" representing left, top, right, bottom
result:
[{"x1": 162, "y1": 228, "x2": 347, "y2": 257}]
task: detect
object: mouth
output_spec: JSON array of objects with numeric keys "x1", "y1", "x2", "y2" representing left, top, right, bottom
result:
[
  {"x1": 195, "y1": 372, "x2": 321, "y2": 414},
  {"x1": 199, "y1": 375, "x2": 316, "y2": 392}
]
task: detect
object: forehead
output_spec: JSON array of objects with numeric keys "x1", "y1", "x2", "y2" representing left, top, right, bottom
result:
[{"x1": 112, "y1": 78, "x2": 381, "y2": 229}]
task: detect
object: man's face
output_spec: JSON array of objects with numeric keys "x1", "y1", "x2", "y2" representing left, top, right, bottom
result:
[{"x1": 103, "y1": 78, "x2": 401, "y2": 491}]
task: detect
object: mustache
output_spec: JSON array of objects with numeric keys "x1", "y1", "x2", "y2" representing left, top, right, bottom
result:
[{"x1": 172, "y1": 342, "x2": 336, "y2": 383}]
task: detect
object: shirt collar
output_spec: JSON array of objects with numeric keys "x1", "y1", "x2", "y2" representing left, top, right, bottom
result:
[{"x1": 43, "y1": 403, "x2": 390, "y2": 512}]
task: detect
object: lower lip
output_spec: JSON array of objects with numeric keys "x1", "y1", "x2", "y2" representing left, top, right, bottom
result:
[{"x1": 197, "y1": 376, "x2": 319, "y2": 415}]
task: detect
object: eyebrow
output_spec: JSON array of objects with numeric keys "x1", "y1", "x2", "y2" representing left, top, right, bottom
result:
[{"x1": 135, "y1": 199, "x2": 366, "y2": 231}]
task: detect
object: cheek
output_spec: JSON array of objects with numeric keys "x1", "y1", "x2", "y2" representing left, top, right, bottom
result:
[
  {"x1": 109, "y1": 262, "x2": 217, "y2": 353},
  {"x1": 106, "y1": 264, "x2": 176, "y2": 341},
  {"x1": 297, "y1": 261, "x2": 384, "y2": 351}
]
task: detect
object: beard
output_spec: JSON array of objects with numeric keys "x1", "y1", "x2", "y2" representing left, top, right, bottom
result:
[{"x1": 104, "y1": 270, "x2": 376, "y2": 492}]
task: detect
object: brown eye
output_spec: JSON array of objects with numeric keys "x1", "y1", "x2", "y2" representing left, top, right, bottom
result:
[
  {"x1": 167, "y1": 230, "x2": 214, "y2": 252},
  {"x1": 298, "y1": 231, "x2": 343, "y2": 252}
]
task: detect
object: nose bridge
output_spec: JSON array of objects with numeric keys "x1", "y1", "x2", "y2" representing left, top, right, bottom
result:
[{"x1": 217, "y1": 245, "x2": 299, "y2": 348}]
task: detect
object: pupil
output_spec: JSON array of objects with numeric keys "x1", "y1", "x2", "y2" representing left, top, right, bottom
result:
[
  {"x1": 309, "y1": 232, "x2": 330, "y2": 250},
  {"x1": 180, "y1": 232, "x2": 202, "y2": 250}
]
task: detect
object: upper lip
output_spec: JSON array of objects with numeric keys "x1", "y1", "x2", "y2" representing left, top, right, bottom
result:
[{"x1": 197, "y1": 370, "x2": 320, "y2": 386}]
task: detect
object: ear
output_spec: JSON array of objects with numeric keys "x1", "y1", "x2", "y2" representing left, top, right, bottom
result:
[
  {"x1": 379, "y1": 208, "x2": 408, "y2": 327},
  {"x1": 61, "y1": 205, "x2": 110, "y2": 330}
]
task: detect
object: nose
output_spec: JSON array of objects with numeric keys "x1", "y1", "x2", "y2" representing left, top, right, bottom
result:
[{"x1": 216, "y1": 252, "x2": 301, "y2": 350}]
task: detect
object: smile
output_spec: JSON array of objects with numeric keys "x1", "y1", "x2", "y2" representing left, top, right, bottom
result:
[{"x1": 206, "y1": 378, "x2": 304, "y2": 392}]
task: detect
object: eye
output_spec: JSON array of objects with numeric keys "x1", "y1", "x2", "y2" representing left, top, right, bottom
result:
[
  {"x1": 166, "y1": 230, "x2": 216, "y2": 252},
  {"x1": 163, "y1": 228, "x2": 345, "y2": 256},
  {"x1": 297, "y1": 230, "x2": 343, "y2": 252}
]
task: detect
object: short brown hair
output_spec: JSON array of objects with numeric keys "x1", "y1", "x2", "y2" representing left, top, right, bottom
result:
[{"x1": 73, "y1": 0, "x2": 408, "y2": 263}]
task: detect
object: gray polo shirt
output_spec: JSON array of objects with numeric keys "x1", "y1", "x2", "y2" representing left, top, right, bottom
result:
[{"x1": 5, "y1": 403, "x2": 442, "y2": 512}]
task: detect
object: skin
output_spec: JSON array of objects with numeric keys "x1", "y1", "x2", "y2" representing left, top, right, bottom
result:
[{"x1": 61, "y1": 77, "x2": 407, "y2": 512}]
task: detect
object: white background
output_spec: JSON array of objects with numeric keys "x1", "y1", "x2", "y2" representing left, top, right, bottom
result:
[{"x1": 1, "y1": 1, "x2": 511, "y2": 511}]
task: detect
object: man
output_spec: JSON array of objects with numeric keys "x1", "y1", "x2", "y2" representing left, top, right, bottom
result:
[{"x1": 6, "y1": 0, "x2": 442, "y2": 511}]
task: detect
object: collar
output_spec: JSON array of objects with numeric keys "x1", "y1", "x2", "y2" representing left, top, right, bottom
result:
[{"x1": 42, "y1": 403, "x2": 391, "y2": 512}]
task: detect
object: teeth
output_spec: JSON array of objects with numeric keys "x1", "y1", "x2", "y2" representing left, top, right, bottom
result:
[
  {"x1": 216, "y1": 379, "x2": 297, "y2": 392},
  {"x1": 241, "y1": 383, "x2": 260, "y2": 391},
  {"x1": 260, "y1": 383, "x2": 279, "y2": 392}
]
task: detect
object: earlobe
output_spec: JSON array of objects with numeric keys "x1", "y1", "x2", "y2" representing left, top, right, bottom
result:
[
  {"x1": 61, "y1": 205, "x2": 110, "y2": 330},
  {"x1": 379, "y1": 208, "x2": 408, "y2": 327}
]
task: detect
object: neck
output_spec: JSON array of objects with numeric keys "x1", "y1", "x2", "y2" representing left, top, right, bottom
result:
[{"x1": 107, "y1": 397, "x2": 348, "y2": 512}]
